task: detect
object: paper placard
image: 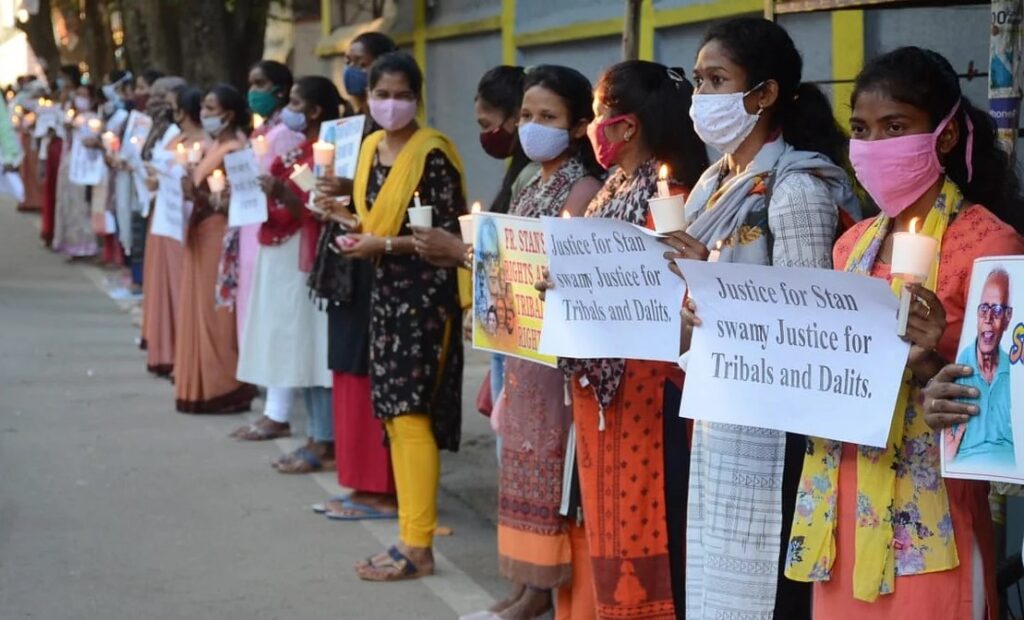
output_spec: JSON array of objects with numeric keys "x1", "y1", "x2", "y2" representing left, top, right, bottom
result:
[
  {"x1": 318, "y1": 115, "x2": 366, "y2": 179},
  {"x1": 942, "y1": 256, "x2": 1024, "y2": 483},
  {"x1": 119, "y1": 110, "x2": 153, "y2": 167},
  {"x1": 677, "y1": 260, "x2": 909, "y2": 447},
  {"x1": 32, "y1": 105, "x2": 62, "y2": 138},
  {"x1": 151, "y1": 155, "x2": 185, "y2": 242},
  {"x1": 537, "y1": 216, "x2": 685, "y2": 362},
  {"x1": 472, "y1": 213, "x2": 557, "y2": 367},
  {"x1": 67, "y1": 134, "x2": 107, "y2": 186},
  {"x1": 224, "y1": 148, "x2": 268, "y2": 227}
]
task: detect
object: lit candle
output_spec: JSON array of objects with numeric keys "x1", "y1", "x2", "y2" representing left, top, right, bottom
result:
[
  {"x1": 14, "y1": 105, "x2": 23, "y2": 116},
  {"x1": 413, "y1": 191, "x2": 422, "y2": 209},
  {"x1": 188, "y1": 142, "x2": 202, "y2": 164},
  {"x1": 288, "y1": 163, "x2": 316, "y2": 193},
  {"x1": 253, "y1": 113, "x2": 264, "y2": 130},
  {"x1": 101, "y1": 131, "x2": 118, "y2": 153},
  {"x1": 252, "y1": 135, "x2": 268, "y2": 157},
  {"x1": 312, "y1": 140, "x2": 335, "y2": 178},
  {"x1": 707, "y1": 240, "x2": 723, "y2": 263},
  {"x1": 87, "y1": 118, "x2": 103, "y2": 134},
  {"x1": 657, "y1": 164, "x2": 671, "y2": 199},
  {"x1": 892, "y1": 217, "x2": 937, "y2": 336},
  {"x1": 66, "y1": 108, "x2": 75, "y2": 121},
  {"x1": 24, "y1": 111, "x2": 36, "y2": 126},
  {"x1": 459, "y1": 201, "x2": 482, "y2": 243},
  {"x1": 562, "y1": 210, "x2": 571, "y2": 218},
  {"x1": 175, "y1": 143, "x2": 188, "y2": 166},
  {"x1": 11, "y1": 114, "x2": 20, "y2": 128},
  {"x1": 207, "y1": 169, "x2": 226, "y2": 195}
]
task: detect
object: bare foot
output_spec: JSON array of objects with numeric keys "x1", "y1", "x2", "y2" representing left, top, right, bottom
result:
[{"x1": 489, "y1": 584, "x2": 526, "y2": 613}]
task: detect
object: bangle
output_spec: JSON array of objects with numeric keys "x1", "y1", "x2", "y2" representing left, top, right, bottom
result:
[{"x1": 384, "y1": 237, "x2": 393, "y2": 254}]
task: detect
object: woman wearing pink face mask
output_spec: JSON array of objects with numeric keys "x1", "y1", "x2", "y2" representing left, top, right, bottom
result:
[
  {"x1": 337, "y1": 52, "x2": 468, "y2": 583},
  {"x1": 537, "y1": 60, "x2": 708, "y2": 619},
  {"x1": 784, "y1": 47, "x2": 1024, "y2": 619}
]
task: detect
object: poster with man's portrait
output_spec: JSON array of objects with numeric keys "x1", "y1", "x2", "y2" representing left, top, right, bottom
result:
[{"x1": 941, "y1": 256, "x2": 1024, "y2": 484}]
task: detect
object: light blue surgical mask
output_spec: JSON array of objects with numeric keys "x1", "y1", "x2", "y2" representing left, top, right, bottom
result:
[
  {"x1": 201, "y1": 114, "x2": 226, "y2": 137},
  {"x1": 280, "y1": 107, "x2": 307, "y2": 133}
]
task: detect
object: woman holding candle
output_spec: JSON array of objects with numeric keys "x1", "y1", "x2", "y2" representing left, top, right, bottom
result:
[
  {"x1": 331, "y1": 52, "x2": 465, "y2": 581},
  {"x1": 661, "y1": 18, "x2": 860, "y2": 619},
  {"x1": 53, "y1": 84, "x2": 102, "y2": 260},
  {"x1": 485, "y1": 65, "x2": 604, "y2": 620},
  {"x1": 781, "y1": 47, "x2": 1024, "y2": 620},
  {"x1": 173, "y1": 84, "x2": 257, "y2": 413},
  {"x1": 140, "y1": 85, "x2": 204, "y2": 378},
  {"x1": 236, "y1": 76, "x2": 341, "y2": 472},
  {"x1": 536, "y1": 60, "x2": 707, "y2": 619},
  {"x1": 40, "y1": 65, "x2": 80, "y2": 247}
]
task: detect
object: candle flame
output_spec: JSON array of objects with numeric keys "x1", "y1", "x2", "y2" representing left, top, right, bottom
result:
[
  {"x1": 192, "y1": 142, "x2": 201, "y2": 151},
  {"x1": 659, "y1": 164, "x2": 669, "y2": 181},
  {"x1": 715, "y1": 240, "x2": 723, "y2": 250},
  {"x1": 176, "y1": 143, "x2": 185, "y2": 152},
  {"x1": 561, "y1": 210, "x2": 571, "y2": 219},
  {"x1": 253, "y1": 113, "x2": 264, "y2": 129},
  {"x1": 130, "y1": 136, "x2": 140, "y2": 145},
  {"x1": 212, "y1": 169, "x2": 223, "y2": 178},
  {"x1": 471, "y1": 201, "x2": 481, "y2": 214},
  {"x1": 414, "y1": 191, "x2": 420, "y2": 199},
  {"x1": 908, "y1": 217, "x2": 920, "y2": 235}
]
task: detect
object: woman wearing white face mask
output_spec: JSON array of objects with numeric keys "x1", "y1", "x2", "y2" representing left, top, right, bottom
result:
[
  {"x1": 337, "y1": 52, "x2": 467, "y2": 582},
  {"x1": 53, "y1": 84, "x2": 101, "y2": 260},
  {"x1": 662, "y1": 17, "x2": 860, "y2": 619}
]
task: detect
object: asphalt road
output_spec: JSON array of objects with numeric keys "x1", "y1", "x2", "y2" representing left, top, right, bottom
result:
[{"x1": 0, "y1": 204, "x2": 505, "y2": 620}]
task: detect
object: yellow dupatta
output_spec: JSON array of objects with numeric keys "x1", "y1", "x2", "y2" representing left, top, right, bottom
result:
[
  {"x1": 785, "y1": 179, "x2": 964, "y2": 601},
  {"x1": 353, "y1": 127, "x2": 471, "y2": 307}
]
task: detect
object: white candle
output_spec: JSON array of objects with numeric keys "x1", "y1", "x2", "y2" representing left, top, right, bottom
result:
[
  {"x1": 312, "y1": 141, "x2": 335, "y2": 167},
  {"x1": 459, "y1": 201, "x2": 482, "y2": 243},
  {"x1": 707, "y1": 240, "x2": 723, "y2": 263},
  {"x1": 289, "y1": 163, "x2": 316, "y2": 193},
  {"x1": 101, "y1": 131, "x2": 118, "y2": 153},
  {"x1": 414, "y1": 191, "x2": 422, "y2": 209},
  {"x1": 207, "y1": 169, "x2": 226, "y2": 194},
  {"x1": 562, "y1": 210, "x2": 571, "y2": 218},
  {"x1": 252, "y1": 135, "x2": 268, "y2": 157},
  {"x1": 657, "y1": 164, "x2": 670, "y2": 199},
  {"x1": 175, "y1": 143, "x2": 188, "y2": 166},
  {"x1": 253, "y1": 113, "x2": 264, "y2": 130},
  {"x1": 66, "y1": 108, "x2": 75, "y2": 121},
  {"x1": 188, "y1": 142, "x2": 202, "y2": 164},
  {"x1": 892, "y1": 218, "x2": 936, "y2": 337},
  {"x1": 87, "y1": 118, "x2": 103, "y2": 134}
]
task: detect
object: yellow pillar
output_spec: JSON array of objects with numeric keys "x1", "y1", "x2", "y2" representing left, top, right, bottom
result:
[
  {"x1": 321, "y1": 0, "x2": 332, "y2": 39},
  {"x1": 831, "y1": 10, "x2": 864, "y2": 126},
  {"x1": 639, "y1": 0, "x2": 655, "y2": 61},
  {"x1": 501, "y1": 0, "x2": 516, "y2": 66},
  {"x1": 414, "y1": 0, "x2": 428, "y2": 122}
]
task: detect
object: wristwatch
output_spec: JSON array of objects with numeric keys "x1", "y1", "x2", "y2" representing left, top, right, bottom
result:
[{"x1": 384, "y1": 237, "x2": 393, "y2": 254}]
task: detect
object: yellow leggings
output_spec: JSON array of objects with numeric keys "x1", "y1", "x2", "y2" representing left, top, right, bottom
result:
[{"x1": 385, "y1": 414, "x2": 440, "y2": 548}]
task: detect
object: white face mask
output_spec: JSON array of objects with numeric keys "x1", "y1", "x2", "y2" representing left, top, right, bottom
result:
[
  {"x1": 689, "y1": 83, "x2": 764, "y2": 154},
  {"x1": 518, "y1": 122, "x2": 571, "y2": 163}
]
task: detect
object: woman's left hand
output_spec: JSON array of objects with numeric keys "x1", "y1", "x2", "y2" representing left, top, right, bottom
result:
[
  {"x1": 904, "y1": 284, "x2": 946, "y2": 364},
  {"x1": 662, "y1": 231, "x2": 709, "y2": 279},
  {"x1": 412, "y1": 227, "x2": 467, "y2": 267},
  {"x1": 339, "y1": 233, "x2": 385, "y2": 259},
  {"x1": 258, "y1": 174, "x2": 279, "y2": 198}
]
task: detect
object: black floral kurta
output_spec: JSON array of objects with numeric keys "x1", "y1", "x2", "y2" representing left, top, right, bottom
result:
[{"x1": 368, "y1": 149, "x2": 465, "y2": 452}]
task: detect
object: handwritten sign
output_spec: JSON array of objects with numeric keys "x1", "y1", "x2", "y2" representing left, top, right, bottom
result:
[
  {"x1": 472, "y1": 213, "x2": 556, "y2": 366},
  {"x1": 67, "y1": 134, "x2": 106, "y2": 186},
  {"x1": 151, "y1": 153, "x2": 185, "y2": 242},
  {"x1": 942, "y1": 255, "x2": 1024, "y2": 484},
  {"x1": 319, "y1": 115, "x2": 366, "y2": 179},
  {"x1": 538, "y1": 216, "x2": 685, "y2": 362},
  {"x1": 119, "y1": 110, "x2": 152, "y2": 168},
  {"x1": 223, "y1": 148, "x2": 267, "y2": 227},
  {"x1": 32, "y1": 105, "x2": 62, "y2": 138},
  {"x1": 677, "y1": 260, "x2": 909, "y2": 447}
]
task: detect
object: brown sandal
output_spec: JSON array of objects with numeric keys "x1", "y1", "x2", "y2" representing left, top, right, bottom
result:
[
  {"x1": 231, "y1": 418, "x2": 291, "y2": 441},
  {"x1": 356, "y1": 546, "x2": 433, "y2": 582},
  {"x1": 273, "y1": 446, "x2": 334, "y2": 474}
]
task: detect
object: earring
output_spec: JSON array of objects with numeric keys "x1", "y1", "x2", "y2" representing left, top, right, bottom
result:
[{"x1": 624, "y1": 131, "x2": 632, "y2": 142}]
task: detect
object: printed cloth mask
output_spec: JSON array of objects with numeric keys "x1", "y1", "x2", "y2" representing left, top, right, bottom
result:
[
  {"x1": 248, "y1": 89, "x2": 278, "y2": 118},
  {"x1": 343, "y1": 66, "x2": 369, "y2": 98},
  {"x1": 518, "y1": 122, "x2": 570, "y2": 163},
  {"x1": 689, "y1": 83, "x2": 764, "y2": 154},
  {"x1": 369, "y1": 97, "x2": 418, "y2": 131},
  {"x1": 849, "y1": 102, "x2": 973, "y2": 218},
  {"x1": 280, "y1": 106, "x2": 308, "y2": 133},
  {"x1": 480, "y1": 125, "x2": 515, "y2": 159},
  {"x1": 201, "y1": 114, "x2": 227, "y2": 137},
  {"x1": 587, "y1": 114, "x2": 631, "y2": 170}
]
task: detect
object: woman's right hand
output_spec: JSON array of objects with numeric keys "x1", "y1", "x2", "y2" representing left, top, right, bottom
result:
[
  {"x1": 922, "y1": 364, "x2": 979, "y2": 430},
  {"x1": 535, "y1": 267, "x2": 555, "y2": 302},
  {"x1": 680, "y1": 295, "x2": 702, "y2": 354},
  {"x1": 181, "y1": 175, "x2": 196, "y2": 202},
  {"x1": 662, "y1": 231, "x2": 710, "y2": 280},
  {"x1": 316, "y1": 176, "x2": 353, "y2": 197}
]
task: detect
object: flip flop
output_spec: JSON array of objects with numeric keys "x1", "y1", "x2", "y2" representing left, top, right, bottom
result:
[
  {"x1": 325, "y1": 499, "x2": 398, "y2": 521},
  {"x1": 312, "y1": 495, "x2": 351, "y2": 514},
  {"x1": 356, "y1": 545, "x2": 432, "y2": 582}
]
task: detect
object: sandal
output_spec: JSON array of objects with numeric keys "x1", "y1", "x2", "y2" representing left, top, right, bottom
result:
[
  {"x1": 325, "y1": 499, "x2": 398, "y2": 521},
  {"x1": 312, "y1": 495, "x2": 351, "y2": 514},
  {"x1": 274, "y1": 446, "x2": 333, "y2": 474},
  {"x1": 356, "y1": 546, "x2": 433, "y2": 582},
  {"x1": 231, "y1": 419, "x2": 291, "y2": 441}
]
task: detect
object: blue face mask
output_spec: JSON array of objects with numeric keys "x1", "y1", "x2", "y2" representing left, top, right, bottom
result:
[
  {"x1": 343, "y1": 66, "x2": 368, "y2": 98},
  {"x1": 280, "y1": 106, "x2": 307, "y2": 132}
]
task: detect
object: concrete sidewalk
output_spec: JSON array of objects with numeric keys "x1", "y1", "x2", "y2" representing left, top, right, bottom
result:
[{"x1": 0, "y1": 206, "x2": 503, "y2": 620}]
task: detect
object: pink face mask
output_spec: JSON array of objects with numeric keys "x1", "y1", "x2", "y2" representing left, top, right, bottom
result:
[
  {"x1": 849, "y1": 102, "x2": 974, "y2": 218},
  {"x1": 369, "y1": 98, "x2": 418, "y2": 131},
  {"x1": 586, "y1": 114, "x2": 631, "y2": 170}
]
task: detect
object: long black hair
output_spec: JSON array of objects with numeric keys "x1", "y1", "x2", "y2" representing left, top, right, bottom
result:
[
  {"x1": 294, "y1": 75, "x2": 343, "y2": 123},
  {"x1": 477, "y1": 65, "x2": 529, "y2": 214},
  {"x1": 207, "y1": 83, "x2": 252, "y2": 135},
  {"x1": 253, "y1": 60, "x2": 293, "y2": 111},
  {"x1": 597, "y1": 60, "x2": 708, "y2": 189},
  {"x1": 172, "y1": 84, "x2": 202, "y2": 124},
  {"x1": 352, "y1": 32, "x2": 398, "y2": 60},
  {"x1": 702, "y1": 17, "x2": 847, "y2": 168},
  {"x1": 368, "y1": 52, "x2": 423, "y2": 100},
  {"x1": 853, "y1": 46, "x2": 1024, "y2": 233},
  {"x1": 523, "y1": 64, "x2": 604, "y2": 180}
]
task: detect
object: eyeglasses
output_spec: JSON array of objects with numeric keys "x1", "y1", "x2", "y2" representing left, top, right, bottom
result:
[{"x1": 978, "y1": 303, "x2": 1012, "y2": 319}]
